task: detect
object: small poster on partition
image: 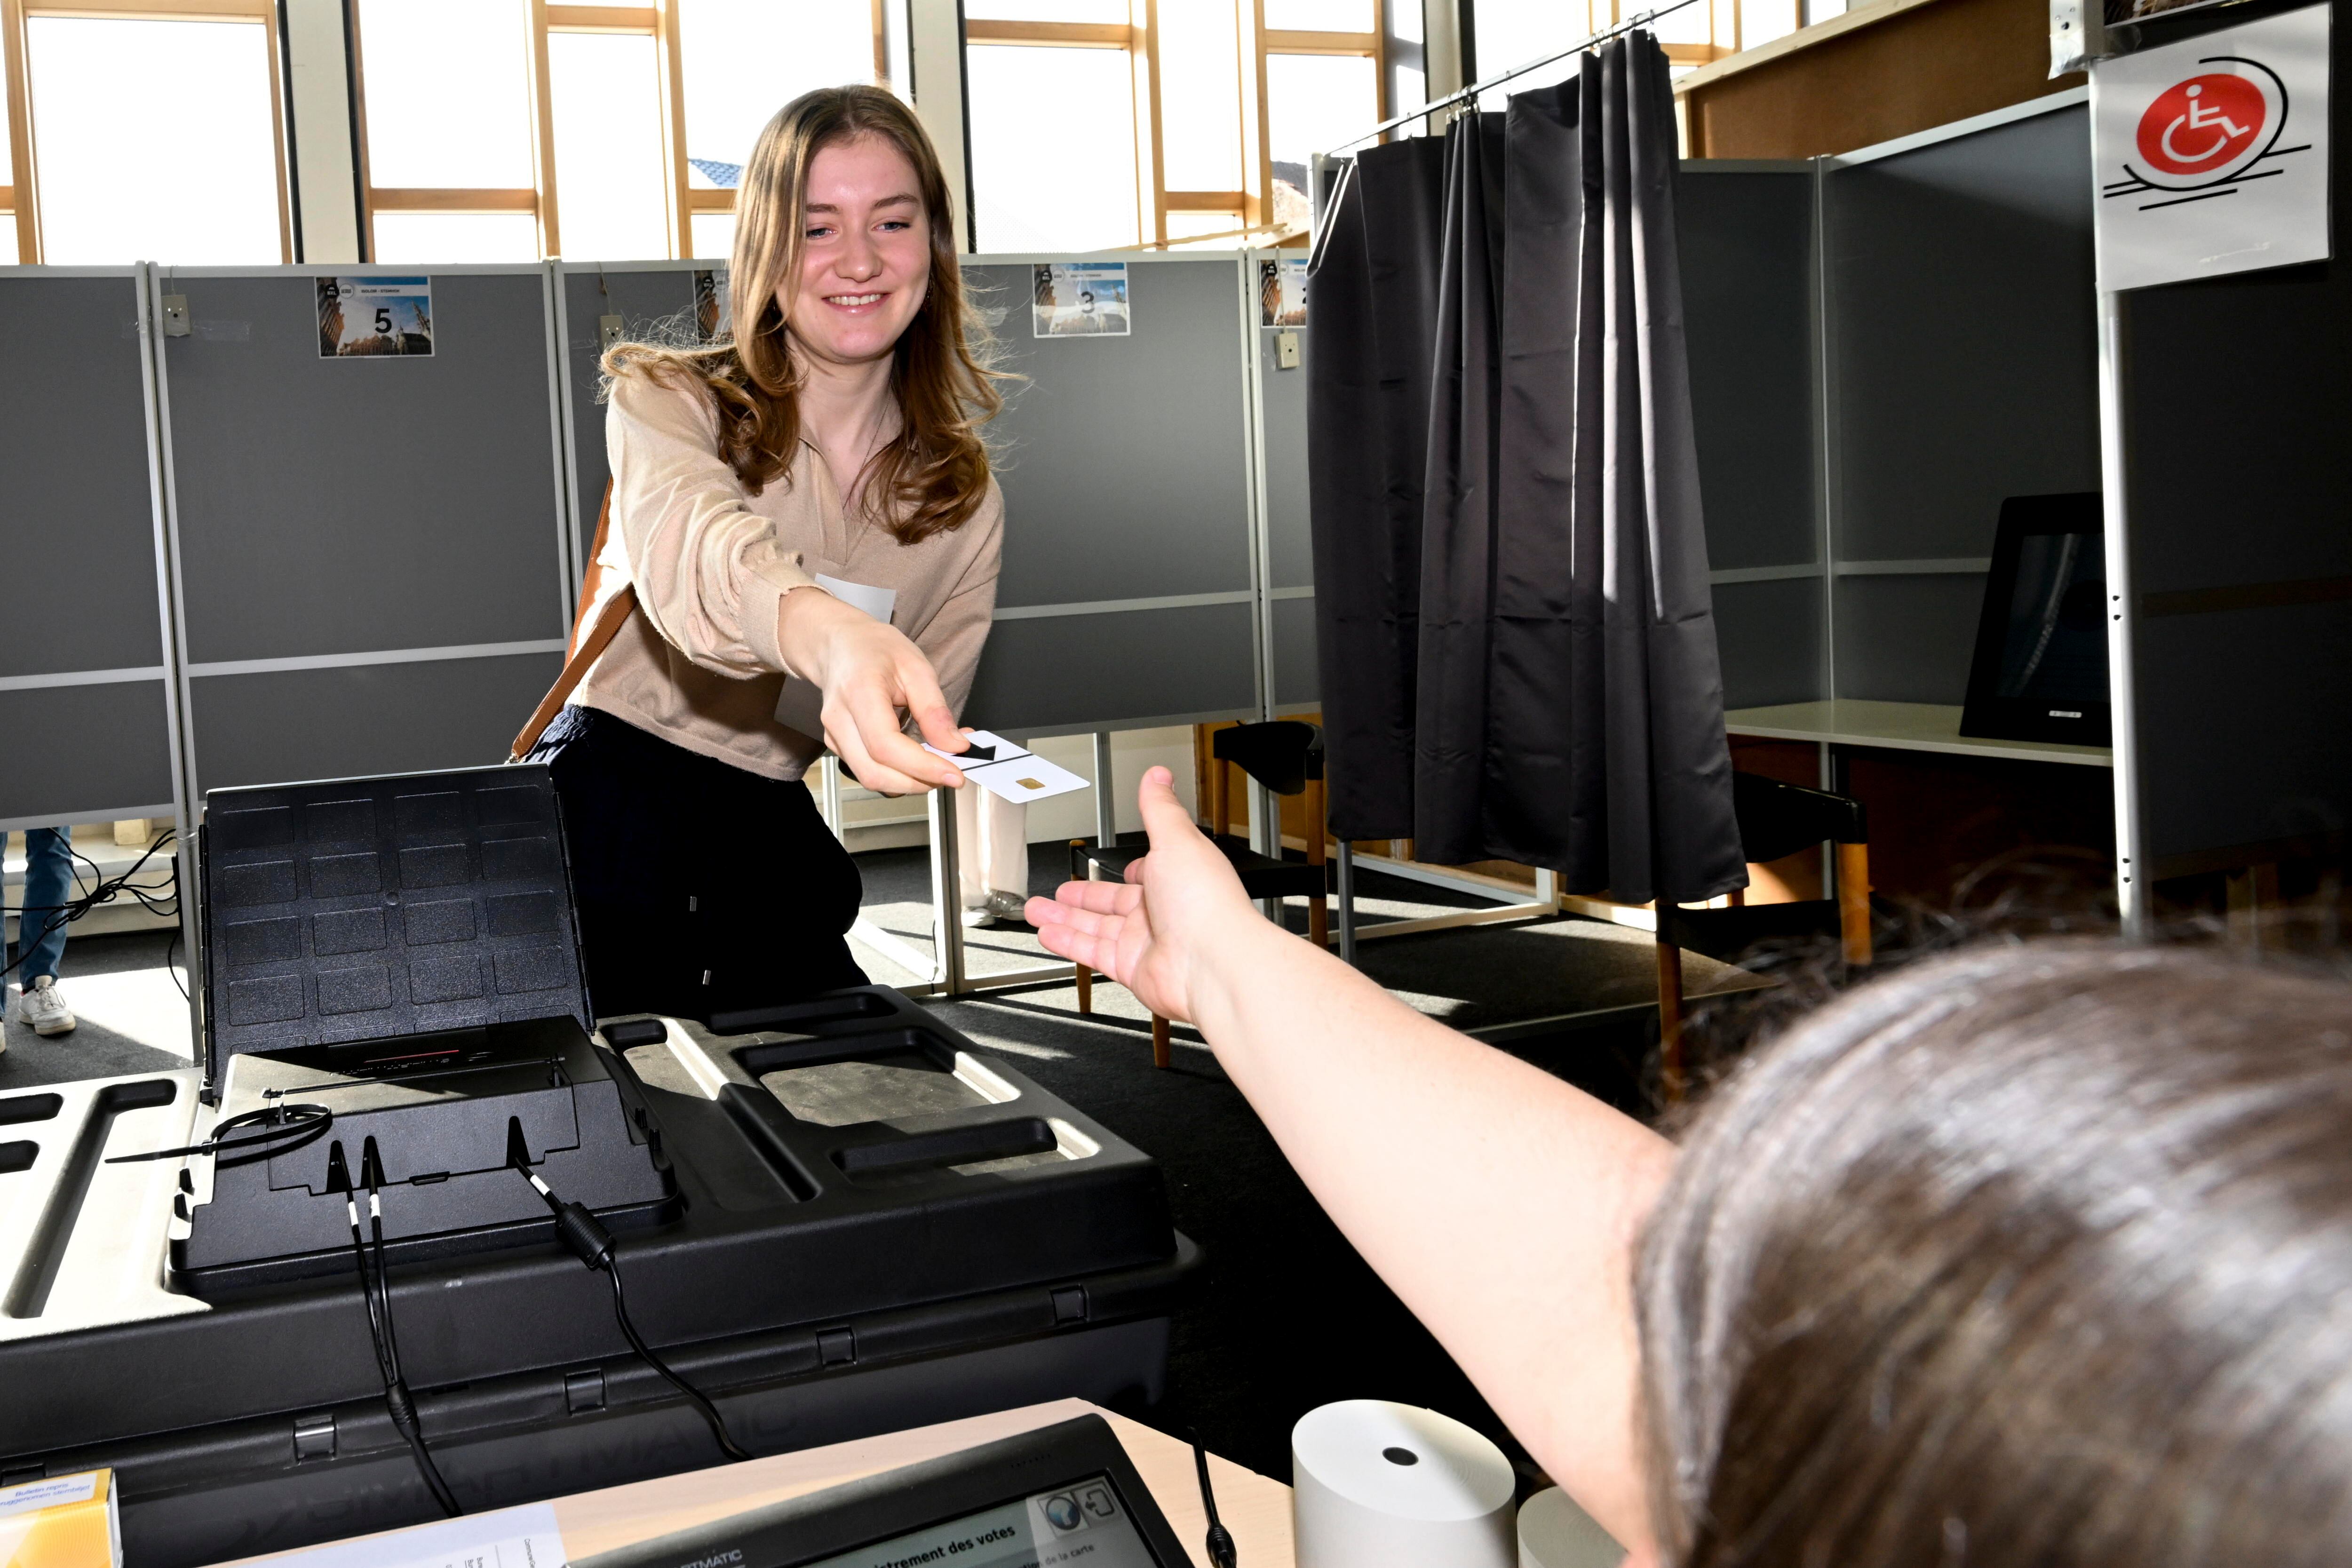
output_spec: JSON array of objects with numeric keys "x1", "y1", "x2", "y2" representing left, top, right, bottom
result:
[
  {"x1": 317, "y1": 276, "x2": 434, "y2": 358},
  {"x1": 1259, "y1": 258, "x2": 1307, "y2": 327},
  {"x1": 1032, "y1": 262, "x2": 1130, "y2": 337},
  {"x1": 2091, "y1": 2, "x2": 2331, "y2": 291}
]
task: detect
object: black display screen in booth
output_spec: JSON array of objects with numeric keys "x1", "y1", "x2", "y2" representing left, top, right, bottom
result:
[{"x1": 1960, "y1": 493, "x2": 2112, "y2": 747}]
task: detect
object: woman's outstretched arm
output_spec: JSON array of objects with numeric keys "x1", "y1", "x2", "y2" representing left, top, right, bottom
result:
[{"x1": 1027, "y1": 768, "x2": 1673, "y2": 1556}]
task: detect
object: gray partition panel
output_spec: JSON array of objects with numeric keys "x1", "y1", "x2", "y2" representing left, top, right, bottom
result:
[
  {"x1": 163, "y1": 270, "x2": 565, "y2": 662},
  {"x1": 1832, "y1": 573, "x2": 1987, "y2": 704},
  {"x1": 2136, "y1": 600, "x2": 2352, "y2": 864},
  {"x1": 965, "y1": 258, "x2": 1253, "y2": 606},
  {"x1": 1680, "y1": 168, "x2": 1817, "y2": 573},
  {"x1": 0, "y1": 683, "x2": 176, "y2": 822},
  {"x1": 1259, "y1": 311, "x2": 1312, "y2": 590},
  {"x1": 560, "y1": 264, "x2": 706, "y2": 573},
  {"x1": 1271, "y1": 595, "x2": 1319, "y2": 710},
  {"x1": 2126, "y1": 268, "x2": 2352, "y2": 593},
  {"x1": 1715, "y1": 576, "x2": 1825, "y2": 709},
  {"x1": 964, "y1": 604, "x2": 1257, "y2": 733},
  {"x1": 0, "y1": 274, "x2": 167, "y2": 676},
  {"x1": 190, "y1": 653, "x2": 563, "y2": 795},
  {"x1": 1827, "y1": 107, "x2": 2099, "y2": 564}
]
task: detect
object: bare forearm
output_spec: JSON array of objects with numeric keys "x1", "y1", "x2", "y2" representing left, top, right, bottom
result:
[{"x1": 1186, "y1": 918, "x2": 1673, "y2": 1550}]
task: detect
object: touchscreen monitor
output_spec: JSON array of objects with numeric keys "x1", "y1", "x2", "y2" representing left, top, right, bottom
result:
[
  {"x1": 1958, "y1": 493, "x2": 2112, "y2": 747},
  {"x1": 800, "y1": 1472, "x2": 1164, "y2": 1568}
]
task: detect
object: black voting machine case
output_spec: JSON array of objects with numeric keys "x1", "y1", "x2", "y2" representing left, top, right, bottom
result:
[{"x1": 0, "y1": 766, "x2": 1196, "y2": 1568}]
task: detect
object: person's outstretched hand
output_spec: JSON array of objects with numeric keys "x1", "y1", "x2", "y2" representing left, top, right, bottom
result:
[
  {"x1": 1026, "y1": 766, "x2": 1258, "y2": 1025},
  {"x1": 777, "y1": 585, "x2": 966, "y2": 795}
]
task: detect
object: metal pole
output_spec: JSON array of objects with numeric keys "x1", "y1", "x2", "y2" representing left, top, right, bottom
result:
[
  {"x1": 819, "y1": 754, "x2": 844, "y2": 841},
  {"x1": 1092, "y1": 730, "x2": 1117, "y2": 850},
  {"x1": 1336, "y1": 840, "x2": 1357, "y2": 965},
  {"x1": 928, "y1": 784, "x2": 966, "y2": 995},
  {"x1": 2097, "y1": 288, "x2": 2146, "y2": 938}
]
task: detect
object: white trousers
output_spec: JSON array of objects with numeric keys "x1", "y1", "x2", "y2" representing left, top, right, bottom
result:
[{"x1": 955, "y1": 783, "x2": 1028, "y2": 907}]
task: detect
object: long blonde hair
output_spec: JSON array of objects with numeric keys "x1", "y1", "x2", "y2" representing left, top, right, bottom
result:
[{"x1": 604, "y1": 86, "x2": 1001, "y2": 544}]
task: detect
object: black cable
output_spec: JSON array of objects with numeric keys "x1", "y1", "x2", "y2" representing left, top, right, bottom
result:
[
  {"x1": 104, "y1": 1100, "x2": 331, "y2": 1166},
  {"x1": 1187, "y1": 1426, "x2": 1238, "y2": 1568},
  {"x1": 511, "y1": 1161, "x2": 752, "y2": 1464},
  {"x1": 607, "y1": 1259, "x2": 753, "y2": 1463},
  {"x1": 3, "y1": 829, "x2": 181, "y2": 981},
  {"x1": 352, "y1": 1141, "x2": 462, "y2": 1517}
]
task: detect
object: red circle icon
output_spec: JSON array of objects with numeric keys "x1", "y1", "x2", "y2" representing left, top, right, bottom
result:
[{"x1": 2137, "y1": 72, "x2": 2268, "y2": 178}]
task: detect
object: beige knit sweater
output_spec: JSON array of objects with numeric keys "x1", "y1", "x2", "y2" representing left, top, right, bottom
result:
[{"x1": 573, "y1": 369, "x2": 1003, "y2": 782}]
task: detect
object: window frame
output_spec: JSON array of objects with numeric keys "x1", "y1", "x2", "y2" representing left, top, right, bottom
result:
[
  {"x1": 355, "y1": 0, "x2": 889, "y2": 264},
  {"x1": 0, "y1": 0, "x2": 295, "y2": 264},
  {"x1": 967, "y1": 1, "x2": 1386, "y2": 251}
]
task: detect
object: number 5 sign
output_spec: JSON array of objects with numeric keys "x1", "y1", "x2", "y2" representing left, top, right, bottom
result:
[{"x1": 2092, "y1": 2, "x2": 2330, "y2": 292}]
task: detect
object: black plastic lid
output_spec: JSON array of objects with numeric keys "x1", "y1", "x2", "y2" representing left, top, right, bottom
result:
[{"x1": 199, "y1": 764, "x2": 590, "y2": 1086}]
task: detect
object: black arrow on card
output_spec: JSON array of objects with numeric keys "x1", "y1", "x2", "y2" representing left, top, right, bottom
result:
[{"x1": 961, "y1": 743, "x2": 998, "y2": 762}]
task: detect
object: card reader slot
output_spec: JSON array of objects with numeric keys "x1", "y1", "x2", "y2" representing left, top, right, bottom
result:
[{"x1": 3, "y1": 1079, "x2": 178, "y2": 1320}]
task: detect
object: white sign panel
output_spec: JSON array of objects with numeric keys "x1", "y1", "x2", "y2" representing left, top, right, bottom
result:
[{"x1": 2091, "y1": 2, "x2": 2331, "y2": 292}]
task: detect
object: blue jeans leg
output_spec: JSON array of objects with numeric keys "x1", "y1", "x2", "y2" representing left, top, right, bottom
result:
[{"x1": 13, "y1": 828, "x2": 73, "y2": 984}]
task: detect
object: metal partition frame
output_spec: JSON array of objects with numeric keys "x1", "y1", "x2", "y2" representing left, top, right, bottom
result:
[
  {"x1": 1814, "y1": 90, "x2": 2099, "y2": 709},
  {"x1": 0, "y1": 266, "x2": 185, "y2": 832},
  {"x1": 551, "y1": 258, "x2": 715, "y2": 606},
  {"x1": 149, "y1": 263, "x2": 572, "y2": 808}
]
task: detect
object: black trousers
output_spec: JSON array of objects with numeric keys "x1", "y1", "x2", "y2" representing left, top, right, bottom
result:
[{"x1": 535, "y1": 706, "x2": 868, "y2": 1020}]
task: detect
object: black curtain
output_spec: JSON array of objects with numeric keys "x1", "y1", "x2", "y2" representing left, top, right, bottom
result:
[
  {"x1": 1307, "y1": 138, "x2": 1449, "y2": 842},
  {"x1": 1307, "y1": 33, "x2": 1746, "y2": 906}
]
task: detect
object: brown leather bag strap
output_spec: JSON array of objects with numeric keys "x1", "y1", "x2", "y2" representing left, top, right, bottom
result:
[{"x1": 511, "y1": 479, "x2": 637, "y2": 761}]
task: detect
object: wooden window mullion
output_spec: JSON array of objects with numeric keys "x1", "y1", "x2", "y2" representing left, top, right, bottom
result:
[
  {"x1": 2, "y1": 0, "x2": 36, "y2": 261},
  {"x1": 526, "y1": 0, "x2": 560, "y2": 256},
  {"x1": 657, "y1": 0, "x2": 688, "y2": 258}
]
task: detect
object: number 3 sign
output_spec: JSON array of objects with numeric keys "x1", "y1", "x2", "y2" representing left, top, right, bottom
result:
[{"x1": 2092, "y1": 2, "x2": 2331, "y2": 292}]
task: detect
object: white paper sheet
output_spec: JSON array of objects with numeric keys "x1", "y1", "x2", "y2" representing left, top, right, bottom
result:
[{"x1": 254, "y1": 1502, "x2": 566, "y2": 1568}]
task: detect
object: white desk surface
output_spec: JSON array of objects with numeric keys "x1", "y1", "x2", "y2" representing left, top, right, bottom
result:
[
  {"x1": 220, "y1": 1399, "x2": 1294, "y2": 1568},
  {"x1": 1725, "y1": 700, "x2": 2113, "y2": 768}
]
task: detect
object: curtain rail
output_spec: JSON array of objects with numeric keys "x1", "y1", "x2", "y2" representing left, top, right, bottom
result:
[{"x1": 1320, "y1": 0, "x2": 1705, "y2": 159}]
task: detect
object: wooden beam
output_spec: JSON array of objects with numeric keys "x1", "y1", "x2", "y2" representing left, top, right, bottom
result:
[
  {"x1": 260, "y1": 0, "x2": 291, "y2": 261},
  {"x1": 656, "y1": 0, "x2": 687, "y2": 258},
  {"x1": 1163, "y1": 189, "x2": 1248, "y2": 209},
  {"x1": 1, "y1": 0, "x2": 36, "y2": 261},
  {"x1": 1260, "y1": 27, "x2": 1377, "y2": 53},
  {"x1": 1672, "y1": 0, "x2": 1945, "y2": 94},
  {"x1": 368, "y1": 186, "x2": 540, "y2": 211},
  {"x1": 685, "y1": 186, "x2": 732, "y2": 211},
  {"x1": 26, "y1": 0, "x2": 272, "y2": 16},
  {"x1": 964, "y1": 18, "x2": 1132, "y2": 47},
  {"x1": 545, "y1": 2, "x2": 653, "y2": 28},
  {"x1": 527, "y1": 0, "x2": 561, "y2": 256}
]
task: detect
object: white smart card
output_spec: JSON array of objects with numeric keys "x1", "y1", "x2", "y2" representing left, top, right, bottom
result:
[{"x1": 961, "y1": 753, "x2": 1091, "y2": 804}]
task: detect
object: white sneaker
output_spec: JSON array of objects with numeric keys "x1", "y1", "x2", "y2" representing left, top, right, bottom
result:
[{"x1": 19, "y1": 977, "x2": 74, "y2": 1036}]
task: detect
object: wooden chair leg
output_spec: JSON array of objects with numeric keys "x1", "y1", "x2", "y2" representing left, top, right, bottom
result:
[
  {"x1": 1151, "y1": 1014, "x2": 1171, "y2": 1069},
  {"x1": 1306, "y1": 775, "x2": 1328, "y2": 946},
  {"x1": 1075, "y1": 963, "x2": 1093, "y2": 1014},
  {"x1": 1836, "y1": 842, "x2": 1872, "y2": 967},
  {"x1": 1656, "y1": 938, "x2": 1687, "y2": 1105},
  {"x1": 1308, "y1": 894, "x2": 1328, "y2": 947}
]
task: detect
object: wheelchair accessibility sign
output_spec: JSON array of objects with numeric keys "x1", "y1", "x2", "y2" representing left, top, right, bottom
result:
[{"x1": 2092, "y1": 1, "x2": 2329, "y2": 290}]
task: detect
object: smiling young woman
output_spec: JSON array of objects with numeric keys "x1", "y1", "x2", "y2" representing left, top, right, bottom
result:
[{"x1": 524, "y1": 86, "x2": 1007, "y2": 1020}]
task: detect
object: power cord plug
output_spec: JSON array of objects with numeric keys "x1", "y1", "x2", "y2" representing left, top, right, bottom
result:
[{"x1": 1190, "y1": 1427, "x2": 1238, "y2": 1568}]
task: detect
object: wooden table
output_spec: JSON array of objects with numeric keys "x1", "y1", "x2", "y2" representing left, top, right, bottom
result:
[{"x1": 224, "y1": 1400, "x2": 1294, "y2": 1568}]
